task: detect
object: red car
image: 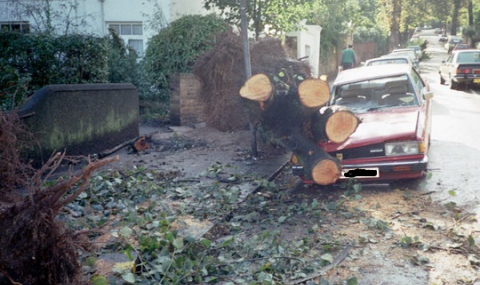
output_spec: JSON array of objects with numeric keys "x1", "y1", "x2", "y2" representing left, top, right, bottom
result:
[
  {"x1": 452, "y1": 43, "x2": 472, "y2": 51},
  {"x1": 295, "y1": 64, "x2": 434, "y2": 183}
]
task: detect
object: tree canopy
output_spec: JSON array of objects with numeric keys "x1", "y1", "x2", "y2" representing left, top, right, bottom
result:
[{"x1": 203, "y1": 0, "x2": 318, "y2": 40}]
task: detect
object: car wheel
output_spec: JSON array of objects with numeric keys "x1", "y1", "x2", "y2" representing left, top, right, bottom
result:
[
  {"x1": 439, "y1": 74, "x2": 445, "y2": 85},
  {"x1": 450, "y1": 78, "x2": 458, "y2": 90}
]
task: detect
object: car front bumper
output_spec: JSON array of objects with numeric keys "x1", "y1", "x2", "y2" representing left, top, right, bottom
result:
[{"x1": 293, "y1": 155, "x2": 429, "y2": 183}]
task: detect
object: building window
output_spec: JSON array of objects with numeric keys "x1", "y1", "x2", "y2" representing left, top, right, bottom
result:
[
  {"x1": 0, "y1": 21, "x2": 30, "y2": 33},
  {"x1": 128, "y1": 39, "x2": 144, "y2": 57},
  {"x1": 108, "y1": 22, "x2": 144, "y2": 57},
  {"x1": 108, "y1": 23, "x2": 142, "y2": 36}
]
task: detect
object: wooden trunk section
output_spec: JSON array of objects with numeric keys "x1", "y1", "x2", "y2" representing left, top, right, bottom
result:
[
  {"x1": 279, "y1": 130, "x2": 341, "y2": 185},
  {"x1": 297, "y1": 79, "x2": 330, "y2": 108},
  {"x1": 311, "y1": 106, "x2": 360, "y2": 143},
  {"x1": 239, "y1": 74, "x2": 273, "y2": 102}
]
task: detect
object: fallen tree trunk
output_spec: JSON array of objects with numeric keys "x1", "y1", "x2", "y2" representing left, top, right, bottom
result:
[
  {"x1": 240, "y1": 73, "x2": 330, "y2": 109},
  {"x1": 275, "y1": 129, "x2": 341, "y2": 185},
  {"x1": 239, "y1": 70, "x2": 354, "y2": 185},
  {"x1": 311, "y1": 106, "x2": 360, "y2": 143}
]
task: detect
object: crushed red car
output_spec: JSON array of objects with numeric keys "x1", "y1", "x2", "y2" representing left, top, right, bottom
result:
[{"x1": 293, "y1": 64, "x2": 434, "y2": 183}]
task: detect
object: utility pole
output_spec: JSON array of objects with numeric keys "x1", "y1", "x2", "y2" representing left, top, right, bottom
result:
[
  {"x1": 240, "y1": 0, "x2": 257, "y2": 157},
  {"x1": 240, "y1": 0, "x2": 251, "y2": 78}
]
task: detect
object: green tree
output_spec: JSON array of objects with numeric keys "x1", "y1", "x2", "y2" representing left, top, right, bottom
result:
[
  {"x1": 377, "y1": 0, "x2": 402, "y2": 50},
  {"x1": 203, "y1": 0, "x2": 317, "y2": 40}
]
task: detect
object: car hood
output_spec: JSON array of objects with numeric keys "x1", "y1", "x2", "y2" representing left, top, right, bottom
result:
[{"x1": 321, "y1": 107, "x2": 420, "y2": 151}]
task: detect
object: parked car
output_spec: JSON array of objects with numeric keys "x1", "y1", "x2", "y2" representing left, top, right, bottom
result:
[
  {"x1": 367, "y1": 55, "x2": 419, "y2": 73},
  {"x1": 452, "y1": 43, "x2": 473, "y2": 52},
  {"x1": 439, "y1": 50, "x2": 480, "y2": 89},
  {"x1": 365, "y1": 55, "x2": 413, "y2": 68},
  {"x1": 407, "y1": 45, "x2": 422, "y2": 60},
  {"x1": 386, "y1": 51, "x2": 420, "y2": 71},
  {"x1": 435, "y1": 28, "x2": 442, "y2": 34},
  {"x1": 438, "y1": 34, "x2": 448, "y2": 43},
  {"x1": 391, "y1": 48, "x2": 420, "y2": 61},
  {"x1": 445, "y1": 36, "x2": 463, "y2": 53},
  {"x1": 292, "y1": 64, "x2": 433, "y2": 183}
]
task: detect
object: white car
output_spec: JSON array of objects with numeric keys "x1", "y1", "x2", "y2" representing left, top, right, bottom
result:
[
  {"x1": 383, "y1": 52, "x2": 420, "y2": 71},
  {"x1": 391, "y1": 48, "x2": 419, "y2": 61},
  {"x1": 366, "y1": 55, "x2": 414, "y2": 69}
]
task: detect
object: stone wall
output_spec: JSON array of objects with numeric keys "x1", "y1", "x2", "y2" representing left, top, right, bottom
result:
[
  {"x1": 169, "y1": 73, "x2": 204, "y2": 126},
  {"x1": 17, "y1": 83, "x2": 139, "y2": 164}
]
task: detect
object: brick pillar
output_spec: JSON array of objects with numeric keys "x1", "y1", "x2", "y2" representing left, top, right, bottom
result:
[{"x1": 169, "y1": 73, "x2": 204, "y2": 126}]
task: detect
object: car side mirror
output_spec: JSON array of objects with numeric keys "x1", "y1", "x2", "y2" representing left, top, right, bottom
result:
[{"x1": 423, "y1": 91, "x2": 434, "y2": 100}]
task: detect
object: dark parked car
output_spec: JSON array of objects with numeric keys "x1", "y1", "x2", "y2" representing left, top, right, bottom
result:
[
  {"x1": 439, "y1": 50, "x2": 480, "y2": 89},
  {"x1": 293, "y1": 64, "x2": 433, "y2": 183},
  {"x1": 445, "y1": 36, "x2": 463, "y2": 53}
]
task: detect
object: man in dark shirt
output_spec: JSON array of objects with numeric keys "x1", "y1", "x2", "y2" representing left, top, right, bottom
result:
[{"x1": 341, "y1": 44, "x2": 357, "y2": 70}]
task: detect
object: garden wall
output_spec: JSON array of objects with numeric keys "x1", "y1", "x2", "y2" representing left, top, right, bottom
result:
[{"x1": 17, "y1": 83, "x2": 139, "y2": 163}]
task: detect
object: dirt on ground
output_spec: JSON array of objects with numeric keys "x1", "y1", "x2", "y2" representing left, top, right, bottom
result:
[{"x1": 85, "y1": 122, "x2": 480, "y2": 285}]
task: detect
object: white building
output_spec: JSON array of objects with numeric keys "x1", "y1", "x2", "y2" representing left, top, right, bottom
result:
[
  {"x1": 0, "y1": 0, "x2": 212, "y2": 56},
  {"x1": 0, "y1": 0, "x2": 321, "y2": 75}
]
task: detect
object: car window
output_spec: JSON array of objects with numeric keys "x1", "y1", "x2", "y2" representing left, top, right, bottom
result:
[
  {"x1": 409, "y1": 68, "x2": 426, "y2": 98},
  {"x1": 332, "y1": 74, "x2": 419, "y2": 113},
  {"x1": 367, "y1": 59, "x2": 408, "y2": 66},
  {"x1": 456, "y1": 52, "x2": 480, "y2": 63}
]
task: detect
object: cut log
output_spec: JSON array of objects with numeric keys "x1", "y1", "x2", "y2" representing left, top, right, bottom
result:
[
  {"x1": 311, "y1": 106, "x2": 360, "y2": 143},
  {"x1": 133, "y1": 136, "x2": 150, "y2": 152},
  {"x1": 239, "y1": 73, "x2": 273, "y2": 102},
  {"x1": 277, "y1": 129, "x2": 342, "y2": 185},
  {"x1": 297, "y1": 79, "x2": 330, "y2": 108}
]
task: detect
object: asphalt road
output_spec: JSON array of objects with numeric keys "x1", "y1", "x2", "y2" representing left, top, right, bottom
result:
[{"x1": 417, "y1": 30, "x2": 480, "y2": 214}]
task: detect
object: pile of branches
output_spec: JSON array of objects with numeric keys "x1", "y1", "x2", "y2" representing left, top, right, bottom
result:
[
  {"x1": 193, "y1": 31, "x2": 311, "y2": 132},
  {"x1": 0, "y1": 110, "x2": 117, "y2": 285}
]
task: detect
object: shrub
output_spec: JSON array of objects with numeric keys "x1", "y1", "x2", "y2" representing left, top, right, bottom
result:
[{"x1": 142, "y1": 14, "x2": 229, "y2": 100}]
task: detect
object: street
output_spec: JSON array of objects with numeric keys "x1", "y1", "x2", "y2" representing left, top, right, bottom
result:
[{"x1": 419, "y1": 31, "x2": 480, "y2": 215}]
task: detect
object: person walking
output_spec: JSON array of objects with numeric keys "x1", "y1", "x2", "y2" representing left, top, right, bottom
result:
[{"x1": 341, "y1": 44, "x2": 357, "y2": 70}]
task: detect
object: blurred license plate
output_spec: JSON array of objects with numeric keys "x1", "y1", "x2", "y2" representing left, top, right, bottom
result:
[
  {"x1": 474, "y1": 78, "x2": 480, "y2": 83},
  {"x1": 341, "y1": 168, "x2": 379, "y2": 179}
]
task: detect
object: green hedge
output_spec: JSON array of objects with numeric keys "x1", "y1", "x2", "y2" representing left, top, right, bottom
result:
[{"x1": 0, "y1": 30, "x2": 139, "y2": 111}]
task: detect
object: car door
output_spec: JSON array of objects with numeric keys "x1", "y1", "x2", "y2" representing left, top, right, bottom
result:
[{"x1": 410, "y1": 68, "x2": 432, "y2": 150}]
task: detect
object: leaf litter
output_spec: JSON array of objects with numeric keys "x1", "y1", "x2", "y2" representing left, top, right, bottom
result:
[{"x1": 55, "y1": 126, "x2": 480, "y2": 285}]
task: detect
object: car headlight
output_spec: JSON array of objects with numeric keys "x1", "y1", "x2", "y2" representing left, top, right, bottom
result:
[{"x1": 385, "y1": 141, "x2": 422, "y2": 156}]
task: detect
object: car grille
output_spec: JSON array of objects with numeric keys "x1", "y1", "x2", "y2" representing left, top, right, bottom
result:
[{"x1": 329, "y1": 143, "x2": 385, "y2": 160}]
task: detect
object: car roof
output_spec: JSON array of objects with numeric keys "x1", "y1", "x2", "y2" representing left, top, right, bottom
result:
[
  {"x1": 366, "y1": 55, "x2": 412, "y2": 64},
  {"x1": 334, "y1": 64, "x2": 413, "y2": 86},
  {"x1": 392, "y1": 48, "x2": 415, "y2": 52},
  {"x1": 452, "y1": 49, "x2": 479, "y2": 54}
]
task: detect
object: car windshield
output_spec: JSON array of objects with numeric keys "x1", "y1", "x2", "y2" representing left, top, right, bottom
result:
[{"x1": 332, "y1": 74, "x2": 419, "y2": 113}]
